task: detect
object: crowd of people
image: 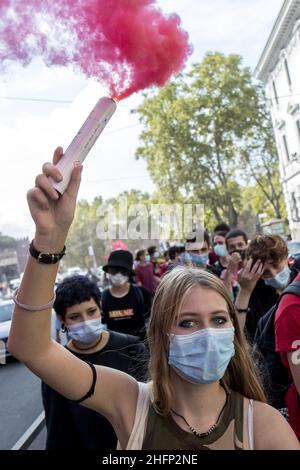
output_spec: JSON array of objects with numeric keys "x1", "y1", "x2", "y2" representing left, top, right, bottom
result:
[{"x1": 7, "y1": 148, "x2": 300, "y2": 450}]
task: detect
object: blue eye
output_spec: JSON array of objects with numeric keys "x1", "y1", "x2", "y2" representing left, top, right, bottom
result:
[
  {"x1": 212, "y1": 317, "x2": 227, "y2": 325},
  {"x1": 179, "y1": 319, "x2": 197, "y2": 328}
]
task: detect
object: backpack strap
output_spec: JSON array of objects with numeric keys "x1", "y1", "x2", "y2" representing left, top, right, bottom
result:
[
  {"x1": 100, "y1": 288, "x2": 109, "y2": 323},
  {"x1": 131, "y1": 284, "x2": 145, "y2": 313},
  {"x1": 280, "y1": 279, "x2": 300, "y2": 299}
]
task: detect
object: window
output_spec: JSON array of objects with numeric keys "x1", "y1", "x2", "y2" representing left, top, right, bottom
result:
[
  {"x1": 284, "y1": 59, "x2": 292, "y2": 88},
  {"x1": 272, "y1": 81, "x2": 279, "y2": 105},
  {"x1": 282, "y1": 135, "x2": 290, "y2": 162}
]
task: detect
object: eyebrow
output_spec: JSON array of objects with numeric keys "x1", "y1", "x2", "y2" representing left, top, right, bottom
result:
[
  {"x1": 68, "y1": 307, "x2": 97, "y2": 315},
  {"x1": 178, "y1": 310, "x2": 230, "y2": 317}
]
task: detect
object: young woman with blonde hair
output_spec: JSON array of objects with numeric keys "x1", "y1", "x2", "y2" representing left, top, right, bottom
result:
[{"x1": 8, "y1": 149, "x2": 300, "y2": 450}]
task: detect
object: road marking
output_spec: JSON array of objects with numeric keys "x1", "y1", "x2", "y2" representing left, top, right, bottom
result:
[{"x1": 11, "y1": 411, "x2": 45, "y2": 450}]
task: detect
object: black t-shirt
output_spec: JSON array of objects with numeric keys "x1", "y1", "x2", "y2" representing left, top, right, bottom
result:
[
  {"x1": 246, "y1": 279, "x2": 279, "y2": 343},
  {"x1": 101, "y1": 284, "x2": 152, "y2": 339},
  {"x1": 42, "y1": 331, "x2": 148, "y2": 450},
  {"x1": 207, "y1": 260, "x2": 227, "y2": 278}
]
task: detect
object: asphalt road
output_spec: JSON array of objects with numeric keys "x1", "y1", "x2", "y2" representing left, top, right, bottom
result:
[
  {"x1": 0, "y1": 360, "x2": 44, "y2": 450},
  {"x1": 0, "y1": 312, "x2": 67, "y2": 450}
]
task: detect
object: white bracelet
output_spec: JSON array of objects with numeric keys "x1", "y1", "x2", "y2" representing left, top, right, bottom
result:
[{"x1": 13, "y1": 288, "x2": 56, "y2": 312}]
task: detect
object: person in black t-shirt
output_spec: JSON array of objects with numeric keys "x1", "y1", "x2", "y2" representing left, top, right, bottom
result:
[
  {"x1": 101, "y1": 250, "x2": 152, "y2": 340},
  {"x1": 42, "y1": 275, "x2": 147, "y2": 450}
]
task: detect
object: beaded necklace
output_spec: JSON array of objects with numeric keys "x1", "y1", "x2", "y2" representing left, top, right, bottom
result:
[{"x1": 171, "y1": 394, "x2": 228, "y2": 438}]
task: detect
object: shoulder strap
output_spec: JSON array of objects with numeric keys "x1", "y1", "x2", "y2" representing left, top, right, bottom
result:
[
  {"x1": 101, "y1": 288, "x2": 109, "y2": 322},
  {"x1": 281, "y1": 279, "x2": 300, "y2": 299},
  {"x1": 132, "y1": 284, "x2": 145, "y2": 312},
  {"x1": 117, "y1": 382, "x2": 150, "y2": 450}
]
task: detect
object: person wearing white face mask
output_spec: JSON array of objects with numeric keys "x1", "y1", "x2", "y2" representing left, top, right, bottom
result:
[
  {"x1": 41, "y1": 274, "x2": 147, "y2": 450},
  {"x1": 8, "y1": 149, "x2": 299, "y2": 452},
  {"x1": 101, "y1": 250, "x2": 152, "y2": 339}
]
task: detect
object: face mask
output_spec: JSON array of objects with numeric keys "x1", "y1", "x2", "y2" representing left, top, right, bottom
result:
[
  {"x1": 168, "y1": 327, "x2": 235, "y2": 384},
  {"x1": 190, "y1": 253, "x2": 209, "y2": 267},
  {"x1": 214, "y1": 244, "x2": 228, "y2": 258},
  {"x1": 179, "y1": 252, "x2": 191, "y2": 265},
  {"x1": 109, "y1": 273, "x2": 129, "y2": 286},
  {"x1": 145, "y1": 255, "x2": 151, "y2": 263},
  {"x1": 153, "y1": 252, "x2": 159, "y2": 259},
  {"x1": 264, "y1": 266, "x2": 291, "y2": 290},
  {"x1": 67, "y1": 318, "x2": 104, "y2": 344}
]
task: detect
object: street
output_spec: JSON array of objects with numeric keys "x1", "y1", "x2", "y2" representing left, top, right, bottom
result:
[
  {"x1": 0, "y1": 360, "x2": 44, "y2": 450},
  {"x1": 0, "y1": 313, "x2": 65, "y2": 450}
]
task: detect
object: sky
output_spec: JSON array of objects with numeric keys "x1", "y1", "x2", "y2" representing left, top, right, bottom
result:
[{"x1": 0, "y1": 0, "x2": 284, "y2": 239}]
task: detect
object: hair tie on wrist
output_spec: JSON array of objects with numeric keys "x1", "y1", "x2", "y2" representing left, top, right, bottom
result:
[{"x1": 13, "y1": 288, "x2": 56, "y2": 312}]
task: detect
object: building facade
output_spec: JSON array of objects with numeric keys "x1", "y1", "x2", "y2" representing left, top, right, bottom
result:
[{"x1": 255, "y1": 0, "x2": 300, "y2": 241}]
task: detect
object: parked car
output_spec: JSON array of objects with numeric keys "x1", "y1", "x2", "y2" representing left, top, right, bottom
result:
[{"x1": 0, "y1": 300, "x2": 14, "y2": 363}]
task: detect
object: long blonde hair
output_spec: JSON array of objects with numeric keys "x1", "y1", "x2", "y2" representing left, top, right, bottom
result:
[{"x1": 148, "y1": 267, "x2": 266, "y2": 416}]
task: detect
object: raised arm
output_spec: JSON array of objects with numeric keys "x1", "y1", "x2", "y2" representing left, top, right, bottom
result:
[{"x1": 8, "y1": 148, "x2": 138, "y2": 443}]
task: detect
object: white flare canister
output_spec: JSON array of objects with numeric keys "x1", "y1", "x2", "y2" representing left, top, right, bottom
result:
[{"x1": 52, "y1": 96, "x2": 117, "y2": 194}]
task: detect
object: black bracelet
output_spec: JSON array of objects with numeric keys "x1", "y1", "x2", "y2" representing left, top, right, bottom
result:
[
  {"x1": 69, "y1": 362, "x2": 97, "y2": 404},
  {"x1": 29, "y1": 239, "x2": 66, "y2": 264}
]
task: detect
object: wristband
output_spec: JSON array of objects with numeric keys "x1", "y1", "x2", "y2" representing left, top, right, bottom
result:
[
  {"x1": 13, "y1": 288, "x2": 56, "y2": 312},
  {"x1": 29, "y1": 240, "x2": 66, "y2": 264}
]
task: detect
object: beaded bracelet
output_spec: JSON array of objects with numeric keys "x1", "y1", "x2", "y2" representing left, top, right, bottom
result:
[{"x1": 13, "y1": 288, "x2": 56, "y2": 312}]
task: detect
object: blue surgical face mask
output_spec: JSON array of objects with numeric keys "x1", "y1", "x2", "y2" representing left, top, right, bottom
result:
[
  {"x1": 67, "y1": 318, "x2": 104, "y2": 344},
  {"x1": 168, "y1": 327, "x2": 235, "y2": 384},
  {"x1": 179, "y1": 251, "x2": 191, "y2": 265},
  {"x1": 214, "y1": 244, "x2": 228, "y2": 258},
  {"x1": 264, "y1": 265, "x2": 291, "y2": 290},
  {"x1": 189, "y1": 253, "x2": 209, "y2": 267},
  {"x1": 145, "y1": 255, "x2": 151, "y2": 263}
]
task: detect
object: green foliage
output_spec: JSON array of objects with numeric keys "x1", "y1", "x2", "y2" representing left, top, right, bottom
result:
[
  {"x1": 0, "y1": 232, "x2": 17, "y2": 252},
  {"x1": 134, "y1": 52, "x2": 286, "y2": 228}
]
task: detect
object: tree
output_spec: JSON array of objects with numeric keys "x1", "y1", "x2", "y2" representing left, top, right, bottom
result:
[
  {"x1": 66, "y1": 197, "x2": 106, "y2": 269},
  {"x1": 239, "y1": 86, "x2": 286, "y2": 220},
  {"x1": 0, "y1": 232, "x2": 17, "y2": 252},
  {"x1": 134, "y1": 52, "x2": 286, "y2": 227}
]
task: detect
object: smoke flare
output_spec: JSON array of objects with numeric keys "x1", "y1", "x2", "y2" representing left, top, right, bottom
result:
[{"x1": 0, "y1": 0, "x2": 192, "y2": 99}]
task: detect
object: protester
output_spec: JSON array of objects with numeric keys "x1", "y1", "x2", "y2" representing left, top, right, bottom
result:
[
  {"x1": 101, "y1": 250, "x2": 152, "y2": 340},
  {"x1": 42, "y1": 275, "x2": 147, "y2": 449},
  {"x1": 165, "y1": 246, "x2": 181, "y2": 273},
  {"x1": 8, "y1": 150, "x2": 299, "y2": 450},
  {"x1": 235, "y1": 234, "x2": 289, "y2": 341},
  {"x1": 208, "y1": 223, "x2": 231, "y2": 266},
  {"x1": 208, "y1": 231, "x2": 230, "y2": 278},
  {"x1": 185, "y1": 229, "x2": 210, "y2": 268},
  {"x1": 135, "y1": 249, "x2": 160, "y2": 294},
  {"x1": 221, "y1": 229, "x2": 249, "y2": 297}
]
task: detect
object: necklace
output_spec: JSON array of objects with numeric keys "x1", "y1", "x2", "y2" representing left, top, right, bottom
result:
[{"x1": 171, "y1": 394, "x2": 228, "y2": 438}]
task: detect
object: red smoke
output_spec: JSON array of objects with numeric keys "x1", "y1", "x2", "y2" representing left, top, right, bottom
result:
[{"x1": 0, "y1": 0, "x2": 192, "y2": 100}]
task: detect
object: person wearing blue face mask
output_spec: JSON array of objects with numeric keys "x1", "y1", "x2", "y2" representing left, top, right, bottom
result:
[
  {"x1": 235, "y1": 234, "x2": 296, "y2": 342},
  {"x1": 208, "y1": 231, "x2": 230, "y2": 278},
  {"x1": 185, "y1": 229, "x2": 210, "y2": 268},
  {"x1": 9, "y1": 150, "x2": 300, "y2": 451},
  {"x1": 42, "y1": 274, "x2": 147, "y2": 450}
]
